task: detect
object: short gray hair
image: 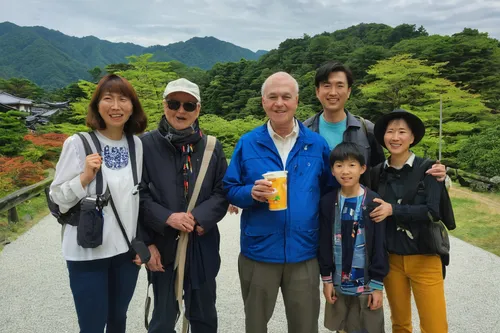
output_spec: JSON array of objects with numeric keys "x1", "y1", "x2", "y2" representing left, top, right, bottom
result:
[{"x1": 261, "y1": 72, "x2": 299, "y2": 96}]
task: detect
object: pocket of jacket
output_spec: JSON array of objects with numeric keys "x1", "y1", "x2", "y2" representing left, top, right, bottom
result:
[
  {"x1": 291, "y1": 226, "x2": 319, "y2": 250},
  {"x1": 241, "y1": 226, "x2": 284, "y2": 259}
]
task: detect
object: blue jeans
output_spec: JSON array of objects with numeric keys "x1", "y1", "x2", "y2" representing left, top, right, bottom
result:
[{"x1": 67, "y1": 252, "x2": 140, "y2": 333}]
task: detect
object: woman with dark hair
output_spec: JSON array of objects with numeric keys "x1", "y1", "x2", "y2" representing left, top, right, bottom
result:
[
  {"x1": 50, "y1": 74, "x2": 148, "y2": 333},
  {"x1": 369, "y1": 109, "x2": 449, "y2": 333}
]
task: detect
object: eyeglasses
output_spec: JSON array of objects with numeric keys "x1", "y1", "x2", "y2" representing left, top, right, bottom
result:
[{"x1": 166, "y1": 100, "x2": 198, "y2": 112}]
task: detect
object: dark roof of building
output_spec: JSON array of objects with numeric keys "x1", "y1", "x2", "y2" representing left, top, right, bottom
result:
[
  {"x1": 40, "y1": 109, "x2": 59, "y2": 117},
  {"x1": 43, "y1": 101, "x2": 69, "y2": 108}
]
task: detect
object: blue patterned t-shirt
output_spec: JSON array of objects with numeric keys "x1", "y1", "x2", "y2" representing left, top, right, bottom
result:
[{"x1": 102, "y1": 144, "x2": 129, "y2": 170}]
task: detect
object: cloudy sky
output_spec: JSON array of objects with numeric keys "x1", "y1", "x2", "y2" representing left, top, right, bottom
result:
[{"x1": 1, "y1": 0, "x2": 499, "y2": 51}]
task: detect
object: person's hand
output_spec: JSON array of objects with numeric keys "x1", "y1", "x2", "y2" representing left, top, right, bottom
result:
[
  {"x1": 196, "y1": 225, "x2": 205, "y2": 236},
  {"x1": 323, "y1": 283, "x2": 338, "y2": 305},
  {"x1": 251, "y1": 179, "x2": 275, "y2": 202},
  {"x1": 228, "y1": 204, "x2": 239, "y2": 215},
  {"x1": 369, "y1": 198, "x2": 393, "y2": 223},
  {"x1": 132, "y1": 254, "x2": 143, "y2": 266},
  {"x1": 146, "y1": 244, "x2": 165, "y2": 272},
  {"x1": 368, "y1": 290, "x2": 383, "y2": 310},
  {"x1": 186, "y1": 212, "x2": 205, "y2": 236},
  {"x1": 426, "y1": 161, "x2": 447, "y2": 182},
  {"x1": 80, "y1": 153, "x2": 102, "y2": 187},
  {"x1": 166, "y1": 213, "x2": 196, "y2": 232}
]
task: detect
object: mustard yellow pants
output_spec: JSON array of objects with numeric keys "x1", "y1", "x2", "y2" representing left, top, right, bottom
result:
[{"x1": 385, "y1": 254, "x2": 448, "y2": 333}]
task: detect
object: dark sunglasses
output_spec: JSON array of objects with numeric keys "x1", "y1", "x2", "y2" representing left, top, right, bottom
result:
[{"x1": 166, "y1": 100, "x2": 198, "y2": 112}]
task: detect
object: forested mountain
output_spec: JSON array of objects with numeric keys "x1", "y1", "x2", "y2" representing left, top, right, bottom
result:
[
  {"x1": 0, "y1": 22, "x2": 143, "y2": 88},
  {"x1": 0, "y1": 22, "x2": 265, "y2": 88},
  {"x1": 147, "y1": 37, "x2": 263, "y2": 69}
]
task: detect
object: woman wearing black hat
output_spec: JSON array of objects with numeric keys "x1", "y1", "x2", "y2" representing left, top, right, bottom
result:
[{"x1": 368, "y1": 109, "x2": 448, "y2": 333}]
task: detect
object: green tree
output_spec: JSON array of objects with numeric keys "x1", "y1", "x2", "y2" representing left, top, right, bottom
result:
[
  {"x1": 105, "y1": 63, "x2": 135, "y2": 74},
  {"x1": 346, "y1": 46, "x2": 390, "y2": 84},
  {"x1": 391, "y1": 29, "x2": 500, "y2": 109},
  {"x1": 458, "y1": 126, "x2": 500, "y2": 177},
  {"x1": 360, "y1": 54, "x2": 492, "y2": 165},
  {"x1": 0, "y1": 111, "x2": 27, "y2": 156},
  {"x1": 0, "y1": 78, "x2": 44, "y2": 100},
  {"x1": 88, "y1": 66, "x2": 103, "y2": 83}
]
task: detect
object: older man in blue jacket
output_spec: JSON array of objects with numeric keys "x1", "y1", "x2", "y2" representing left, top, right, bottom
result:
[{"x1": 223, "y1": 72, "x2": 335, "y2": 333}]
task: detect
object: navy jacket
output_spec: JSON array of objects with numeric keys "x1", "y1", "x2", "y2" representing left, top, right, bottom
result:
[
  {"x1": 139, "y1": 130, "x2": 229, "y2": 284},
  {"x1": 318, "y1": 188, "x2": 389, "y2": 284}
]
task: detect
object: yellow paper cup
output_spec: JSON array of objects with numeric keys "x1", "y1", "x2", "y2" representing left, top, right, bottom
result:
[{"x1": 262, "y1": 171, "x2": 288, "y2": 211}]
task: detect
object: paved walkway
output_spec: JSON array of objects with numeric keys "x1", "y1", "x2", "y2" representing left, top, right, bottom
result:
[{"x1": 1, "y1": 213, "x2": 499, "y2": 332}]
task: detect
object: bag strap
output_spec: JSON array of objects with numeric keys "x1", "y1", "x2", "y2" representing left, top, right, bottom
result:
[
  {"x1": 75, "y1": 132, "x2": 93, "y2": 155},
  {"x1": 126, "y1": 134, "x2": 138, "y2": 186},
  {"x1": 109, "y1": 196, "x2": 132, "y2": 248},
  {"x1": 187, "y1": 135, "x2": 216, "y2": 212},
  {"x1": 401, "y1": 158, "x2": 433, "y2": 205},
  {"x1": 357, "y1": 115, "x2": 369, "y2": 136},
  {"x1": 75, "y1": 132, "x2": 104, "y2": 195},
  {"x1": 174, "y1": 135, "x2": 217, "y2": 333},
  {"x1": 144, "y1": 270, "x2": 153, "y2": 330}
]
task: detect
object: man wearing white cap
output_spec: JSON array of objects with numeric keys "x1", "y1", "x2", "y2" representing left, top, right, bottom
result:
[{"x1": 139, "y1": 78, "x2": 229, "y2": 333}]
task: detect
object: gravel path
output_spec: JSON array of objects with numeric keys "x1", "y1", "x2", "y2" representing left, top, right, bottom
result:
[{"x1": 1, "y1": 213, "x2": 499, "y2": 332}]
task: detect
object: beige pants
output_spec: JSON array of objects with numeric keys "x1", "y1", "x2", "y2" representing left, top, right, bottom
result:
[
  {"x1": 238, "y1": 254, "x2": 320, "y2": 333},
  {"x1": 324, "y1": 292, "x2": 385, "y2": 333}
]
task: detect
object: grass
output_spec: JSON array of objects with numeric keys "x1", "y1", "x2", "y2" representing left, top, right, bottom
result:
[
  {"x1": 449, "y1": 186, "x2": 500, "y2": 256},
  {"x1": 0, "y1": 195, "x2": 49, "y2": 252}
]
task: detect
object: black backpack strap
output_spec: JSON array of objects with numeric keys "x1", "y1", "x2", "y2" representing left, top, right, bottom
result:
[
  {"x1": 126, "y1": 134, "x2": 138, "y2": 186},
  {"x1": 87, "y1": 131, "x2": 104, "y2": 196},
  {"x1": 75, "y1": 132, "x2": 93, "y2": 156},
  {"x1": 75, "y1": 132, "x2": 103, "y2": 196},
  {"x1": 88, "y1": 131, "x2": 103, "y2": 154}
]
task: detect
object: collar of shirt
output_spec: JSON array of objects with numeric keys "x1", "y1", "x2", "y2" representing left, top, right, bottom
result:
[
  {"x1": 267, "y1": 119, "x2": 299, "y2": 168},
  {"x1": 384, "y1": 152, "x2": 416, "y2": 170},
  {"x1": 267, "y1": 118, "x2": 299, "y2": 140}
]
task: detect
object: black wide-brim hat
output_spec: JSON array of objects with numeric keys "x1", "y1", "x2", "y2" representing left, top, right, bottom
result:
[{"x1": 374, "y1": 109, "x2": 425, "y2": 149}]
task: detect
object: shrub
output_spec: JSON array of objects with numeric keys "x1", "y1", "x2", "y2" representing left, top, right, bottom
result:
[
  {"x1": 457, "y1": 126, "x2": 500, "y2": 177},
  {"x1": 23, "y1": 133, "x2": 68, "y2": 148}
]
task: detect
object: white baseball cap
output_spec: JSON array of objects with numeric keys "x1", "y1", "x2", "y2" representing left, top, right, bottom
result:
[{"x1": 162, "y1": 78, "x2": 201, "y2": 102}]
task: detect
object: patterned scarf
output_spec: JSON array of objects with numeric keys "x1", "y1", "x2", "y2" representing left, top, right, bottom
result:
[{"x1": 158, "y1": 115, "x2": 202, "y2": 199}]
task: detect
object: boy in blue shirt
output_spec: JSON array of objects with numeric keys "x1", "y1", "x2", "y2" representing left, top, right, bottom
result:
[{"x1": 318, "y1": 142, "x2": 389, "y2": 333}]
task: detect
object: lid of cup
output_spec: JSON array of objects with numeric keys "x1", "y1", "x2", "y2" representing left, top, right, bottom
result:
[{"x1": 262, "y1": 170, "x2": 288, "y2": 179}]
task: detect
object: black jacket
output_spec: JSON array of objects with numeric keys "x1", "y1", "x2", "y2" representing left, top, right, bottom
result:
[
  {"x1": 139, "y1": 130, "x2": 229, "y2": 282},
  {"x1": 371, "y1": 156, "x2": 442, "y2": 256},
  {"x1": 303, "y1": 110, "x2": 385, "y2": 170},
  {"x1": 318, "y1": 188, "x2": 389, "y2": 284}
]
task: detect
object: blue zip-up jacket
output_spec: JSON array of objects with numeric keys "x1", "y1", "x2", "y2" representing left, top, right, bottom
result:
[{"x1": 223, "y1": 121, "x2": 335, "y2": 263}]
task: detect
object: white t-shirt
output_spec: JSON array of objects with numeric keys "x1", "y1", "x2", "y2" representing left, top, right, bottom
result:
[{"x1": 50, "y1": 131, "x2": 143, "y2": 261}]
